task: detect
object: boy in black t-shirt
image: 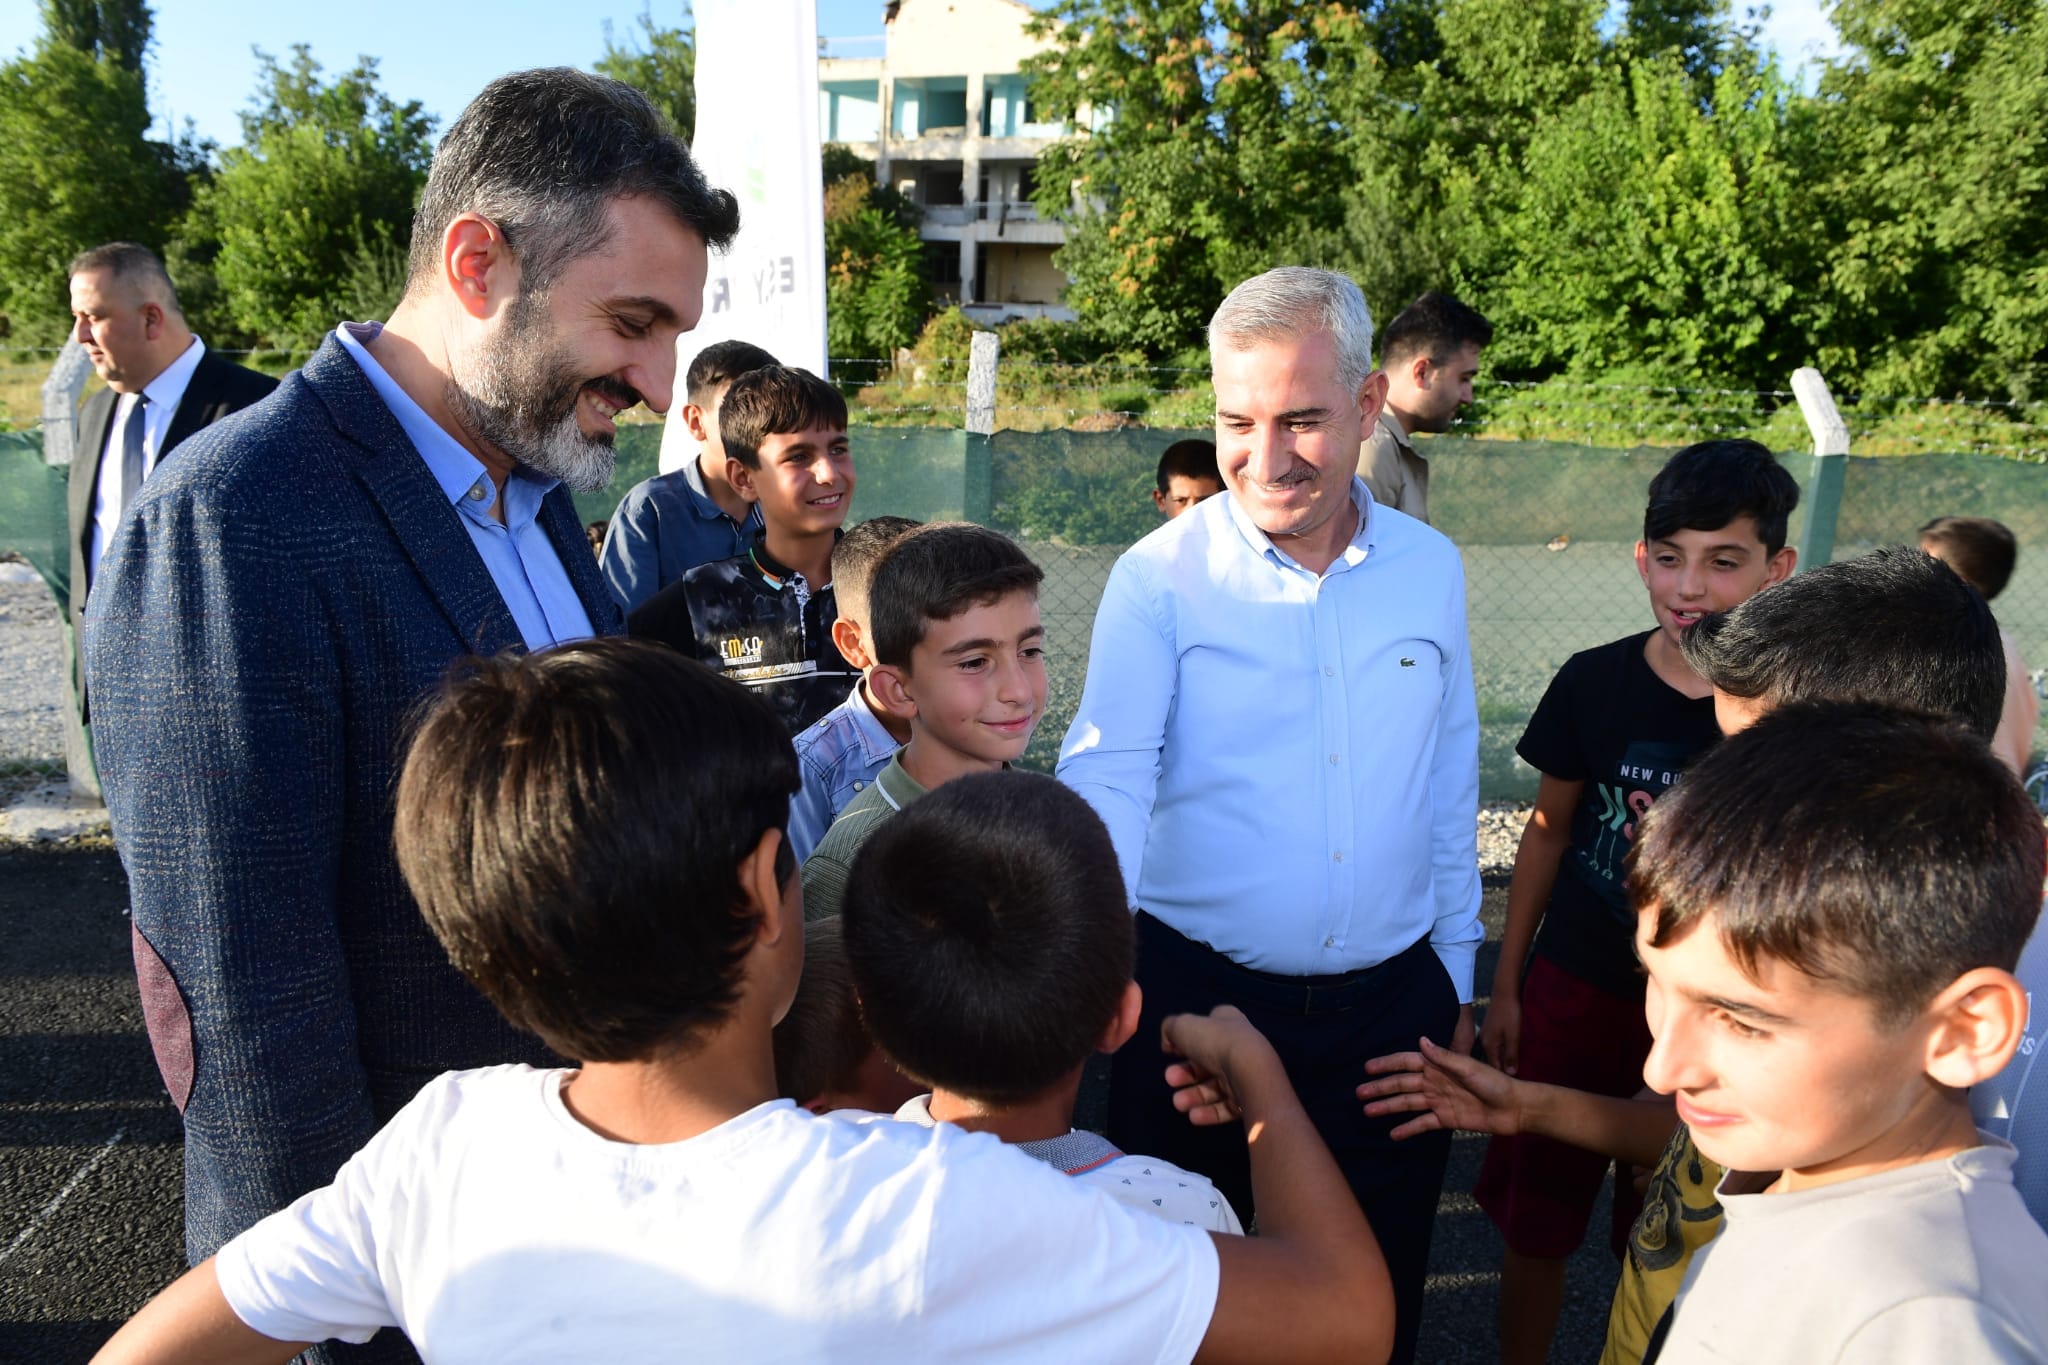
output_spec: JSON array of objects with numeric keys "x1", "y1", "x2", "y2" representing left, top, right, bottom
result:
[
  {"x1": 1474, "y1": 439, "x2": 1798, "y2": 1365},
  {"x1": 629, "y1": 366, "x2": 859, "y2": 734}
]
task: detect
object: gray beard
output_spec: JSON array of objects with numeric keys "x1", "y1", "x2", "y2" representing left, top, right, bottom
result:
[{"x1": 444, "y1": 302, "x2": 618, "y2": 494}]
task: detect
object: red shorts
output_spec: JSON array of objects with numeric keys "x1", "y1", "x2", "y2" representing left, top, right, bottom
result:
[{"x1": 1473, "y1": 953, "x2": 1654, "y2": 1259}]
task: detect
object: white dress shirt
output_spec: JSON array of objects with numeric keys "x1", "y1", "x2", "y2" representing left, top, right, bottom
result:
[
  {"x1": 1058, "y1": 478, "x2": 1483, "y2": 996},
  {"x1": 90, "y1": 335, "x2": 205, "y2": 579}
]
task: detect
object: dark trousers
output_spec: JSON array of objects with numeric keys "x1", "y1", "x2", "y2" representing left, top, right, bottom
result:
[{"x1": 1109, "y1": 912, "x2": 1460, "y2": 1365}]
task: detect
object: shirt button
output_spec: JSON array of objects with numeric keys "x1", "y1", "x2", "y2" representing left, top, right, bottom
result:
[
  {"x1": 1328, "y1": 753, "x2": 1339, "y2": 765},
  {"x1": 466, "y1": 484, "x2": 487, "y2": 502},
  {"x1": 1323, "y1": 666, "x2": 1335, "y2": 677},
  {"x1": 1324, "y1": 935, "x2": 1336, "y2": 948},
  {"x1": 852, "y1": 781, "x2": 864, "y2": 791},
  {"x1": 1333, "y1": 851, "x2": 1344, "y2": 863}
]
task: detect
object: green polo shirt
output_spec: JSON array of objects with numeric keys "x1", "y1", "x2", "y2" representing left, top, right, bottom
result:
[{"x1": 799, "y1": 752, "x2": 928, "y2": 921}]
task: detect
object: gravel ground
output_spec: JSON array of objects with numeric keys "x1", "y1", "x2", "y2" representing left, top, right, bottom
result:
[{"x1": 0, "y1": 563, "x2": 66, "y2": 788}]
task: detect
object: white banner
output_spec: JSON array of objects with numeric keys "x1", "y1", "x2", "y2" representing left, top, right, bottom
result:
[{"x1": 660, "y1": 0, "x2": 828, "y2": 473}]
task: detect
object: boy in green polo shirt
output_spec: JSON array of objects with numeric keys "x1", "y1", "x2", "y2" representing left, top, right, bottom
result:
[{"x1": 800, "y1": 523, "x2": 1046, "y2": 920}]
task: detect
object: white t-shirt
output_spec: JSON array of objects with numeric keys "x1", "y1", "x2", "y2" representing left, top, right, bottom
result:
[
  {"x1": 892, "y1": 1095, "x2": 1245, "y2": 1234},
  {"x1": 215, "y1": 1065, "x2": 1219, "y2": 1363}
]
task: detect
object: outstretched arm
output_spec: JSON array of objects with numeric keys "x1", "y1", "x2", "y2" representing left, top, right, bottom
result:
[
  {"x1": 1358, "y1": 1037, "x2": 1678, "y2": 1168},
  {"x1": 91, "y1": 1261, "x2": 308, "y2": 1365},
  {"x1": 1167, "y1": 1008, "x2": 1394, "y2": 1365}
]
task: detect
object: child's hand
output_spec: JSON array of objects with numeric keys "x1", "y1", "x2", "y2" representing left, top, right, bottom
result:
[
  {"x1": 1160, "y1": 1005, "x2": 1279, "y2": 1127},
  {"x1": 1480, "y1": 990, "x2": 1522, "y2": 1075},
  {"x1": 1356, "y1": 1036, "x2": 1526, "y2": 1140}
]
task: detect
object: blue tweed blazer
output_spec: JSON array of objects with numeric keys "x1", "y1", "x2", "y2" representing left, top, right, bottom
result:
[{"x1": 84, "y1": 336, "x2": 624, "y2": 1274}]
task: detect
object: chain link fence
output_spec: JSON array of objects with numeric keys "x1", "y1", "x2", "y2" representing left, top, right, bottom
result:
[{"x1": 6, "y1": 362, "x2": 2046, "y2": 801}]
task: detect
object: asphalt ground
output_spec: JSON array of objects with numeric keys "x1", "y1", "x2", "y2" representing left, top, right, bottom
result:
[{"x1": 0, "y1": 850, "x2": 1616, "y2": 1364}]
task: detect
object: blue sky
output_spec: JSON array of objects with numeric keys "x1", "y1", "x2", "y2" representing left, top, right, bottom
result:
[{"x1": 1, "y1": 0, "x2": 1841, "y2": 151}]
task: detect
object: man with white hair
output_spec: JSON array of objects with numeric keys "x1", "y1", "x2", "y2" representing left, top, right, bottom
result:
[{"x1": 1060, "y1": 266, "x2": 1481, "y2": 1364}]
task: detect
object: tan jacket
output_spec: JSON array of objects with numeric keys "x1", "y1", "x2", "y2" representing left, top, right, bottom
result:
[{"x1": 1360, "y1": 409, "x2": 1430, "y2": 524}]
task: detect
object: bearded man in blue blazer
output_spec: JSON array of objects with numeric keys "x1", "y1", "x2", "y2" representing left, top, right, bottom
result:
[{"x1": 84, "y1": 69, "x2": 739, "y2": 1353}]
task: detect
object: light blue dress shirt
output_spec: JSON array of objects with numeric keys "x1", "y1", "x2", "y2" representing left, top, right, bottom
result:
[
  {"x1": 1057, "y1": 478, "x2": 1483, "y2": 996},
  {"x1": 789, "y1": 680, "x2": 901, "y2": 861},
  {"x1": 336, "y1": 324, "x2": 592, "y2": 650}
]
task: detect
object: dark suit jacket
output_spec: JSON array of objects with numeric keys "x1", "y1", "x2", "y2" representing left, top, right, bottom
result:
[
  {"x1": 83, "y1": 337, "x2": 623, "y2": 1298},
  {"x1": 67, "y1": 346, "x2": 278, "y2": 713}
]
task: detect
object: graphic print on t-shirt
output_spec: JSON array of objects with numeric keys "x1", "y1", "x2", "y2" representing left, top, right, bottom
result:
[{"x1": 1574, "y1": 738, "x2": 1698, "y2": 919}]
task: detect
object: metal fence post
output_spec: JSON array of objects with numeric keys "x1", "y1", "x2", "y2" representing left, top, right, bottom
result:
[
  {"x1": 964, "y1": 331, "x2": 999, "y2": 523},
  {"x1": 1792, "y1": 367, "x2": 1849, "y2": 572},
  {"x1": 34, "y1": 340, "x2": 101, "y2": 802}
]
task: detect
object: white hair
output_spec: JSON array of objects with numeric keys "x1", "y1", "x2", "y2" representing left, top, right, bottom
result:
[{"x1": 1208, "y1": 267, "x2": 1375, "y2": 394}]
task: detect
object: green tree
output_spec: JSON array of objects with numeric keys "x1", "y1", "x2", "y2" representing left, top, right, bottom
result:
[
  {"x1": 1479, "y1": 57, "x2": 1820, "y2": 387},
  {"x1": 1811, "y1": 0, "x2": 2048, "y2": 400},
  {"x1": 824, "y1": 155, "x2": 929, "y2": 359},
  {"x1": 0, "y1": 0, "x2": 200, "y2": 338},
  {"x1": 1024, "y1": 1, "x2": 1384, "y2": 353},
  {"x1": 185, "y1": 47, "x2": 434, "y2": 345},
  {"x1": 39, "y1": 0, "x2": 152, "y2": 72},
  {"x1": 594, "y1": 6, "x2": 695, "y2": 142}
]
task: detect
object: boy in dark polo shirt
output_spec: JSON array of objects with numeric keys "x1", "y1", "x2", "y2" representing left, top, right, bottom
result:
[{"x1": 629, "y1": 366, "x2": 857, "y2": 734}]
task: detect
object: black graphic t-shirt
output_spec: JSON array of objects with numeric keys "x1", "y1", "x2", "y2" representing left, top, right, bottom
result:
[
  {"x1": 1517, "y1": 631, "x2": 1720, "y2": 998},
  {"x1": 628, "y1": 535, "x2": 856, "y2": 736}
]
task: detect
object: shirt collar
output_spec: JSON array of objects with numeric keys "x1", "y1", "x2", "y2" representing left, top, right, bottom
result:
[
  {"x1": 1376, "y1": 407, "x2": 1416, "y2": 453},
  {"x1": 747, "y1": 531, "x2": 838, "y2": 591},
  {"x1": 333, "y1": 321, "x2": 562, "y2": 513},
  {"x1": 875, "y1": 753, "x2": 928, "y2": 811},
  {"x1": 1221, "y1": 477, "x2": 1375, "y2": 575},
  {"x1": 139, "y1": 336, "x2": 206, "y2": 411},
  {"x1": 848, "y1": 681, "x2": 903, "y2": 764}
]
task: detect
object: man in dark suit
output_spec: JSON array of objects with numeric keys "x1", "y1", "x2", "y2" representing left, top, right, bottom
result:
[
  {"x1": 84, "y1": 69, "x2": 739, "y2": 1362},
  {"x1": 65, "y1": 242, "x2": 276, "y2": 720}
]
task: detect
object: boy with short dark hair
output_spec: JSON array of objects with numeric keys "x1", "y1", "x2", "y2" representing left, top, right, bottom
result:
[
  {"x1": 1630, "y1": 703, "x2": 2048, "y2": 1362},
  {"x1": 94, "y1": 638, "x2": 1398, "y2": 1365},
  {"x1": 843, "y1": 769, "x2": 1244, "y2": 1232},
  {"x1": 1476, "y1": 439, "x2": 1797, "y2": 1364},
  {"x1": 1357, "y1": 545, "x2": 2014, "y2": 1363},
  {"x1": 599, "y1": 338, "x2": 778, "y2": 611},
  {"x1": 1920, "y1": 515, "x2": 2037, "y2": 774},
  {"x1": 629, "y1": 365, "x2": 858, "y2": 734},
  {"x1": 787, "y1": 515, "x2": 922, "y2": 860},
  {"x1": 800, "y1": 522, "x2": 1046, "y2": 920},
  {"x1": 1153, "y1": 439, "x2": 1223, "y2": 520},
  {"x1": 770, "y1": 917, "x2": 922, "y2": 1115}
]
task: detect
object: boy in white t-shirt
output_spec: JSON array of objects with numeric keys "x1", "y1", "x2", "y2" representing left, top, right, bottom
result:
[
  {"x1": 840, "y1": 769, "x2": 1244, "y2": 1233},
  {"x1": 92, "y1": 639, "x2": 1395, "y2": 1365}
]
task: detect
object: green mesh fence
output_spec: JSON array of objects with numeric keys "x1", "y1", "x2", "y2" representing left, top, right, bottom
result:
[{"x1": 7, "y1": 424, "x2": 2047, "y2": 799}]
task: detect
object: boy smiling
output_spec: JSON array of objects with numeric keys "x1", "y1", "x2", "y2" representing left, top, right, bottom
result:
[
  {"x1": 1630, "y1": 704, "x2": 2048, "y2": 1363},
  {"x1": 800, "y1": 523, "x2": 1046, "y2": 921},
  {"x1": 629, "y1": 365, "x2": 857, "y2": 733},
  {"x1": 1476, "y1": 440, "x2": 1797, "y2": 1364}
]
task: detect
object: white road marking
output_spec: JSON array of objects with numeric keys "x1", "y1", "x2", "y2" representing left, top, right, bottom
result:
[{"x1": 0, "y1": 1129, "x2": 125, "y2": 1266}]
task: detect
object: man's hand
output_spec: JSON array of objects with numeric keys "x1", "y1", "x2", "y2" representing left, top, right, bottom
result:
[
  {"x1": 1161, "y1": 1005, "x2": 1281, "y2": 1127},
  {"x1": 1479, "y1": 990, "x2": 1518, "y2": 1072},
  {"x1": 1452, "y1": 1003, "x2": 1477, "y2": 1058},
  {"x1": 1356, "y1": 1035, "x2": 1527, "y2": 1140}
]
